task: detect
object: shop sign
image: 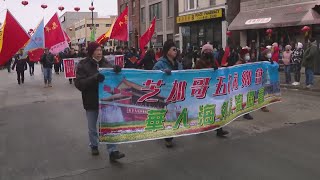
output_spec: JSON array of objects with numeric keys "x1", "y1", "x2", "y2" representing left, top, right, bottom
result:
[
  {"x1": 177, "y1": 9, "x2": 223, "y2": 24},
  {"x1": 245, "y1": 18, "x2": 271, "y2": 25}
]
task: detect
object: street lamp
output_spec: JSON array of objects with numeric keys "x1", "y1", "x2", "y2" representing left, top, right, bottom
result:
[{"x1": 90, "y1": 0, "x2": 95, "y2": 42}]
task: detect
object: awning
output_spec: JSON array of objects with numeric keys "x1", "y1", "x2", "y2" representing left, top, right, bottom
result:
[
  {"x1": 229, "y1": 1, "x2": 320, "y2": 30},
  {"x1": 78, "y1": 38, "x2": 86, "y2": 44}
]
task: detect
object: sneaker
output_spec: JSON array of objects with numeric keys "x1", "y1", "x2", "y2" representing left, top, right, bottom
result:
[
  {"x1": 91, "y1": 146, "x2": 99, "y2": 156},
  {"x1": 306, "y1": 85, "x2": 313, "y2": 89},
  {"x1": 216, "y1": 128, "x2": 229, "y2": 137},
  {"x1": 109, "y1": 151, "x2": 125, "y2": 162},
  {"x1": 292, "y1": 82, "x2": 298, "y2": 86},
  {"x1": 243, "y1": 114, "x2": 253, "y2": 120},
  {"x1": 261, "y1": 107, "x2": 270, "y2": 112},
  {"x1": 48, "y1": 83, "x2": 52, "y2": 87}
]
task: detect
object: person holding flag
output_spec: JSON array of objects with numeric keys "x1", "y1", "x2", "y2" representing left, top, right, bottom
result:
[{"x1": 40, "y1": 48, "x2": 54, "y2": 88}]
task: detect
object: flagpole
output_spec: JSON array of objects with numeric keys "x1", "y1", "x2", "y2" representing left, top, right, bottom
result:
[{"x1": 127, "y1": 4, "x2": 130, "y2": 48}]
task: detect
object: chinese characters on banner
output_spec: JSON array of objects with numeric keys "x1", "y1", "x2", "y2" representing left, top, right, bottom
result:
[
  {"x1": 98, "y1": 62, "x2": 281, "y2": 144},
  {"x1": 63, "y1": 59, "x2": 76, "y2": 79},
  {"x1": 105, "y1": 55, "x2": 125, "y2": 68}
]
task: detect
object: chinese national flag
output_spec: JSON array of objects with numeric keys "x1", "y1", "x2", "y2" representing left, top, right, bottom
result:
[
  {"x1": 45, "y1": 13, "x2": 69, "y2": 54},
  {"x1": 139, "y1": 17, "x2": 156, "y2": 56},
  {"x1": 0, "y1": 10, "x2": 30, "y2": 66},
  {"x1": 110, "y1": 7, "x2": 128, "y2": 41}
]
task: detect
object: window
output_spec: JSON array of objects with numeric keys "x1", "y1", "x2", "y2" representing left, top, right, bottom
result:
[
  {"x1": 185, "y1": 0, "x2": 198, "y2": 10},
  {"x1": 106, "y1": 24, "x2": 111, "y2": 27},
  {"x1": 210, "y1": 0, "x2": 216, "y2": 5},
  {"x1": 150, "y1": 2, "x2": 162, "y2": 21},
  {"x1": 167, "y1": 0, "x2": 174, "y2": 17},
  {"x1": 95, "y1": 24, "x2": 99, "y2": 27},
  {"x1": 167, "y1": 34, "x2": 174, "y2": 41},
  {"x1": 141, "y1": 7, "x2": 145, "y2": 23},
  {"x1": 132, "y1": 0, "x2": 135, "y2": 15}
]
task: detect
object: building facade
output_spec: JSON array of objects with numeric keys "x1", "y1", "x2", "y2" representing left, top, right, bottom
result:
[
  {"x1": 118, "y1": 0, "x2": 141, "y2": 48},
  {"x1": 229, "y1": 0, "x2": 320, "y2": 73},
  {"x1": 140, "y1": 0, "x2": 179, "y2": 48},
  {"x1": 74, "y1": 17, "x2": 116, "y2": 50},
  {"x1": 177, "y1": 0, "x2": 227, "y2": 51}
]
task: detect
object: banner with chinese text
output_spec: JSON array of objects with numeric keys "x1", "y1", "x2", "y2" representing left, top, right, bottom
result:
[
  {"x1": 105, "y1": 55, "x2": 125, "y2": 68},
  {"x1": 98, "y1": 62, "x2": 281, "y2": 144},
  {"x1": 63, "y1": 58, "x2": 81, "y2": 79}
]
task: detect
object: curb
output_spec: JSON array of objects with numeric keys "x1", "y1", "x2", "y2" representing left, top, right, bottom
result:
[{"x1": 280, "y1": 84, "x2": 320, "y2": 92}]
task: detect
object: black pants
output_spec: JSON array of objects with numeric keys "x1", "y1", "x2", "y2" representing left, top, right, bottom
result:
[
  {"x1": 17, "y1": 71, "x2": 25, "y2": 84},
  {"x1": 54, "y1": 64, "x2": 60, "y2": 73},
  {"x1": 292, "y1": 63, "x2": 301, "y2": 82},
  {"x1": 29, "y1": 64, "x2": 34, "y2": 75},
  {"x1": 7, "y1": 64, "x2": 11, "y2": 73}
]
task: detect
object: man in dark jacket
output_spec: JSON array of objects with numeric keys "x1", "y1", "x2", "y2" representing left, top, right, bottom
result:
[
  {"x1": 40, "y1": 48, "x2": 54, "y2": 88},
  {"x1": 303, "y1": 38, "x2": 319, "y2": 88},
  {"x1": 12, "y1": 49, "x2": 27, "y2": 85},
  {"x1": 75, "y1": 42, "x2": 125, "y2": 162}
]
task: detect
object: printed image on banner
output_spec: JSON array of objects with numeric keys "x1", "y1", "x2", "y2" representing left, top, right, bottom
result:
[
  {"x1": 98, "y1": 62, "x2": 281, "y2": 144},
  {"x1": 105, "y1": 55, "x2": 124, "y2": 67}
]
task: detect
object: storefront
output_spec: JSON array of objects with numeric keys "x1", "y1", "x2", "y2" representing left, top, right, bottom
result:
[
  {"x1": 229, "y1": 1, "x2": 320, "y2": 73},
  {"x1": 177, "y1": 8, "x2": 225, "y2": 51}
]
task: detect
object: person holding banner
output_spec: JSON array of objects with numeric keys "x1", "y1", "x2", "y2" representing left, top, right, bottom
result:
[
  {"x1": 195, "y1": 43, "x2": 230, "y2": 137},
  {"x1": 75, "y1": 42, "x2": 125, "y2": 162},
  {"x1": 66, "y1": 48, "x2": 78, "y2": 84},
  {"x1": 153, "y1": 40, "x2": 182, "y2": 148},
  {"x1": 11, "y1": 49, "x2": 28, "y2": 85}
]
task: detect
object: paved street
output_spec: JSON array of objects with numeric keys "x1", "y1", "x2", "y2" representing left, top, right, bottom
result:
[{"x1": 1, "y1": 65, "x2": 320, "y2": 180}]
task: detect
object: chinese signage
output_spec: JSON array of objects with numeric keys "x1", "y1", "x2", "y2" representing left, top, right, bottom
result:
[
  {"x1": 63, "y1": 58, "x2": 82, "y2": 79},
  {"x1": 177, "y1": 9, "x2": 223, "y2": 24},
  {"x1": 98, "y1": 62, "x2": 281, "y2": 144},
  {"x1": 245, "y1": 18, "x2": 272, "y2": 25},
  {"x1": 105, "y1": 55, "x2": 125, "y2": 68}
]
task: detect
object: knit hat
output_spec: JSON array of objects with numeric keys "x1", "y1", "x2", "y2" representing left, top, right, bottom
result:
[
  {"x1": 162, "y1": 40, "x2": 176, "y2": 57},
  {"x1": 88, "y1": 42, "x2": 101, "y2": 57},
  {"x1": 201, "y1": 43, "x2": 214, "y2": 54}
]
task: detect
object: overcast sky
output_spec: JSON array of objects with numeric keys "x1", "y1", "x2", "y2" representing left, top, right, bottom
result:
[{"x1": 0, "y1": 0, "x2": 118, "y2": 30}]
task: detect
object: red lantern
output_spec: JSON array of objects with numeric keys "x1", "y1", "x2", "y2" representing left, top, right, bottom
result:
[
  {"x1": 58, "y1": 6, "x2": 65, "y2": 12},
  {"x1": 301, "y1": 26, "x2": 311, "y2": 37},
  {"x1": 74, "y1": 7, "x2": 80, "y2": 12},
  {"x1": 29, "y1": 28, "x2": 33, "y2": 32},
  {"x1": 89, "y1": 6, "x2": 95, "y2": 11},
  {"x1": 226, "y1": 31, "x2": 232, "y2": 37},
  {"x1": 41, "y1": 4, "x2": 48, "y2": 9},
  {"x1": 21, "y1": 1, "x2": 28, "y2": 6},
  {"x1": 266, "y1": 29, "x2": 273, "y2": 39}
]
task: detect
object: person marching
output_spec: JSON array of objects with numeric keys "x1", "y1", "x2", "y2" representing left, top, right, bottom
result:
[
  {"x1": 11, "y1": 49, "x2": 27, "y2": 85},
  {"x1": 75, "y1": 42, "x2": 125, "y2": 162},
  {"x1": 40, "y1": 48, "x2": 54, "y2": 88},
  {"x1": 291, "y1": 42, "x2": 304, "y2": 86}
]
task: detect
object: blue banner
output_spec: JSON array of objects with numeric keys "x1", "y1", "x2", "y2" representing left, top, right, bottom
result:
[{"x1": 98, "y1": 62, "x2": 281, "y2": 144}]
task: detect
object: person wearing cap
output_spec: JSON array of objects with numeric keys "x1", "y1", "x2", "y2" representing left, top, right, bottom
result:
[
  {"x1": 153, "y1": 40, "x2": 182, "y2": 148},
  {"x1": 195, "y1": 43, "x2": 230, "y2": 137},
  {"x1": 75, "y1": 42, "x2": 125, "y2": 162},
  {"x1": 303, "y1": 38, "x2": 319, "y2": 89},
  {"x1": 40, "y1": 48, "x2": 54, "y2": 88},
  {"x1": 291, "y1": 42, "x2": 304, "y2": 86}
]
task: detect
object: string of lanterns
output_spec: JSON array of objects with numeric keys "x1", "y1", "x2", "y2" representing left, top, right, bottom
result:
[{"x1": 20, "y1": 1, "x2": 94, "y2": 12}]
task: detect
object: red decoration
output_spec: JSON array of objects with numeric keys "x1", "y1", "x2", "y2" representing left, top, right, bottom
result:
[
  {"x1": 41, "y1": 4, "x2": 48, "y2": 9},
  {"x1": 266, "y1": 29, "x2": 273, "y2": 35},
  {"x1": 21, "y1": 1, "x2": 28, "y2": 6},
  {"x1": 58, "y1": 6, "x2": 65, "y2": 12},
  {"x1": 301, "y1": 26, "x2": 311, "y2": 37},
  {"x1": 89, "y1": 6, "x2": 95, "y2": 11},
  {"x1": 74, "y1": 7, "x2": 80, "y2": 12},
  {"x1": 29, "y1": 28, "x2": 33, "y2": 32},
  {"x1": 226, "y1": 31, "x2": 232, "y2": 37}
]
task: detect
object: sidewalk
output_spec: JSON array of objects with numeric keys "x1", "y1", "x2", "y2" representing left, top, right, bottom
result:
[{"x1": 279, "y1": 68, "x2": 320, "y2": 92}]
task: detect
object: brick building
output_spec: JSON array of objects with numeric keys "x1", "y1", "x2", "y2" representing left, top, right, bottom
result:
[{"x1": 118, "y1": 0, "x2": 141, "y2": 49}]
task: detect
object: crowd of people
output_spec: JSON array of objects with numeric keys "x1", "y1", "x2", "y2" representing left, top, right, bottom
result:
[{"x1": 3, "y1": 37, "x2": 318, "y2": 162}]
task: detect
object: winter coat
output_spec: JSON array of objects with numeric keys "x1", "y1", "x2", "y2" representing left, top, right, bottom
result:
[
  {"x1": 182, "y1": 52, "x2": 193, "y2": 69},
  {"x1": 75, "y1": 57, "x2": 112, "y2": 110},
  {"x1": 40, "y1": 53, "x2": 54, "y2": 68},
  {"x1": 291, "y1": 48, "x2": 304, "y2": 64},
  {"x1": 153, "y1": 56, "x2": 181, "y2": 71},
  {"x1": 12, "y1": 55, "x2": 27, "y2": 72},
  {"x1": 272, "y1": 46, "x2": 280, "y2": 62},
  {"x1": 303, "y1": 43, "x2": 319, "y2": 69},
  {"x1": 138, "y1": 54, "x2": 156, "y2": 70},
  {"x1": 124, "y1": 52, "x2": 139, "y2": 69}
]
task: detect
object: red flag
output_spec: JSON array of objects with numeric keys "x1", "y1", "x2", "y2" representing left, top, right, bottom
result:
[
  {"x1": 45, "y1": 13, "x2": 69, "y2": 54},
  {"x1": 221, "y1": 46, "x2": 230, "y2": 67},
  {"x1": 63, "y1": 30, "x2": 71, "y2": 43},
  {"x1": 110, "y1": 7, "x2": 128, "y2": 41},
  {"x1": 139, "y1": 17, "x2": 156, "y2": 56},
  {"x1": 0, "y1": 11, "x2": 29, "y2": 66},
  {"x1": 28, "y1": 48, "x2": 44, "y2": 62},
  {"x1": 96, "y1": 20, "x2": 115, "y2": 45}
]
